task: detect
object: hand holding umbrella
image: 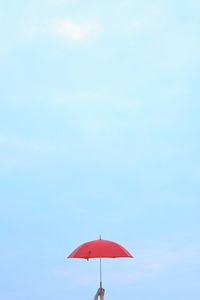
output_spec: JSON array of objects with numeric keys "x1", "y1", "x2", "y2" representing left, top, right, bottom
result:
[{"x1": 93, "y1": 288, "x2": 105, "y2": 300}]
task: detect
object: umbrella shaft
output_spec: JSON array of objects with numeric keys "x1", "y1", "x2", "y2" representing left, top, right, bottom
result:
[{"x1": 100, "y1": 258, "x2": 102, "y2": 288}]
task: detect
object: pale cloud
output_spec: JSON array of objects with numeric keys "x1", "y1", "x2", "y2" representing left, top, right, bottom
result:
[
  {"x1": 53, "y1": 265, "x2": 98, "y2": 286},
  {"x1": 0, "y1": 134, "x2": 55, "y2": 169},
  {"x1": 55, "y1": 247, "x2": 200, "y2": 286},
  {"x1": 49, "y1": 19, "x2": 101, "y2": 41},
  {"x1": 54, "y1": 90, "x2": 138, "y2": 110},
  {"x1": 0, "y1": 291, "x2": 16, "y2": 300},
  {"x1": 0, "y1": 134, "x2": 54, "y2": 153},
  {"x1": 53, "y1": 91, "x2": 139, "y2": 143},
  {"x1": 103, "y1": 247, "x2": 200, "y2": 285}
]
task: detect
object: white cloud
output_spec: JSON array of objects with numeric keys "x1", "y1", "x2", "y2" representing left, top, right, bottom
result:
[
  {"x1": 49, "y1": 19, "x2": 101, "y2": 41},
  {"x1": 19, "y1": 17, "x2": 101, "y2": 42}
]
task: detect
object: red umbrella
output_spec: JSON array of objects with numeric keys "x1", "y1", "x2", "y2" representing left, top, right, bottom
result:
[{"x1": 68, "y1": 236, "x2": 133, "y2": 288}]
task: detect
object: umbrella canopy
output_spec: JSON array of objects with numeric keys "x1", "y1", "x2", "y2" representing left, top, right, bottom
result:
[{"x1": 68, "y1": 238, "x2": 133, "y2": 259}]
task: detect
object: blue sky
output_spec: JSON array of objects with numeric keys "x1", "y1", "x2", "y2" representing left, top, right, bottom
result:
[{"x1": 0, "y1": 0, "x2": 200, "y2": 299}]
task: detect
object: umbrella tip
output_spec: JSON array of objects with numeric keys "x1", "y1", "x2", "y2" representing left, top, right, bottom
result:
[{"x1": 99, "y1": 234, "x2": 101, "y2": 240}]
